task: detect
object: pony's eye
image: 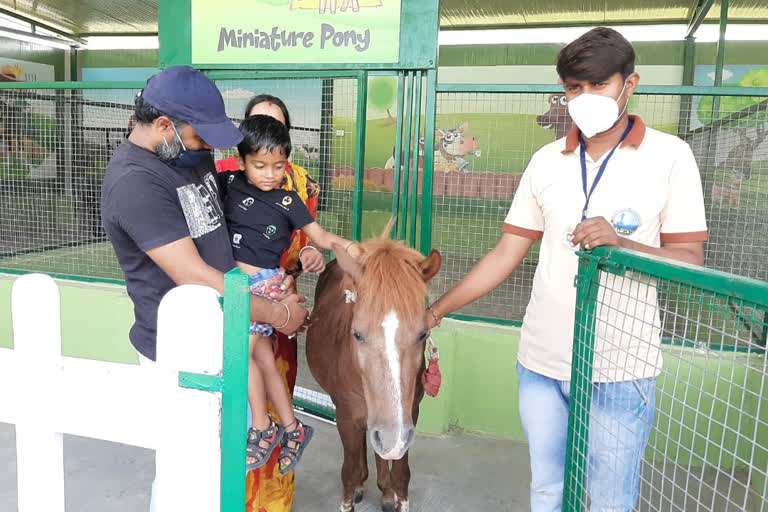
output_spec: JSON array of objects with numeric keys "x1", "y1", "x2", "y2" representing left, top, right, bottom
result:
[
  {"x1": 352, "y1": 329, "x2": 365, "y2": 343},
  {"x1": 417, "y1": 330, "x2": 428, "y2": 343},
  {"x1": 559, "y1": 96, "x2": 568, "y2": 106}
]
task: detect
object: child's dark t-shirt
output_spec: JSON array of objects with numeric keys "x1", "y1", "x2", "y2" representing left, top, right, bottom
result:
[{"x1": 221, "y1": 171, "x2": 315, "y2": 269}]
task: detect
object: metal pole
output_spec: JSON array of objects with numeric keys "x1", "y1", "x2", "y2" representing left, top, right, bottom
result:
[
  {"x1": 562, "y1": 254, "x2": 601, "y2": 511},
  {"x1": 408, "y1": 71, "x2": 423, "y2": 248},
  {"x1": 712, "y1": 0, "x2": 729, "y2": 119},
  {"x1": 391, "y1": 72, "x2": 405, "y2": 238},
  {"x1": 399, "y1": 72, "x2": 414, "y2": 239},
  {"x1": 352, "y1": 72, "x2": 368, "y2": 242},
  {"x1": 220, "y1": 269, "x2": 250, "y2": 512},
  {"x1": 678, "y1": 36, "x2": 696, "y2": 138},
  {"x1": 419, "y1": 69, "x2": 438, "y2": 256},
  {"x1": 317, "y1": 79, "x2": 334, "y2": 212}
]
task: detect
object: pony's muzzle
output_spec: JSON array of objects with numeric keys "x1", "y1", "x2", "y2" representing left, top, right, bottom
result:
[{"x1": 370, "y1": 424, "x2": 416, "y2": 460}]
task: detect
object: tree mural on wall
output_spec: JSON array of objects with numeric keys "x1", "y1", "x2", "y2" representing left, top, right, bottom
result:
[{"x1": 368, "y1": 76, "x2": 398, "y2": 124}]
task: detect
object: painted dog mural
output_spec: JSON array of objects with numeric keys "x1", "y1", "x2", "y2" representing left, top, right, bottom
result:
[{"x1": 536, "y1": 94, "x2": 574, "y2": 140}]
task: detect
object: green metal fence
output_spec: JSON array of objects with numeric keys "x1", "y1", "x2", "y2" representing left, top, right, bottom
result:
[
  {"x1": 564, "y1": 246, "x2": 768, "y2": 511},
  {"x1": 429, "y1": 84, "x2": 768, "y2": 327},
  {"x1": 1, "y1": 80, "x2": 767, "y2": 429}
]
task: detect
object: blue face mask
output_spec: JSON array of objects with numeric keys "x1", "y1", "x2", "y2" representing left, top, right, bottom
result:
[
  {"x1": 171, "y1": 149, "x2": 211, "y2": 168},
  {"x1": 165, "y1": 122, "x2": 211, "y2": 168}
]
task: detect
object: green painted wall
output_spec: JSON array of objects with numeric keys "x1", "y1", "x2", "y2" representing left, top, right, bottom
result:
[
  {"x1": 77, "y1": 49, "x2": 158, "y2": 70},
  {"x1": 0, "y1": 36, "x2": 67, "y2": 81},
  {"x1": 418, "y1": 318, "x2": 525, "y2": 440},
  {"x1": 0, "y1": 276, "x2": 138, "y2": 363},
  {"x1": 438, "y1": 41, "x2": 768, "y2": 67}
]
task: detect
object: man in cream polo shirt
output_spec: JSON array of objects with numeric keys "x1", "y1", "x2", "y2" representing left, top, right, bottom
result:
[{"x1": 427, "y1": 28, "x2": 706, "y2": 512}]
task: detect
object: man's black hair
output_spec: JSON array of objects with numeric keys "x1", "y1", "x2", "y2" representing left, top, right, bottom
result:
[
  {"x1": 237, "y1": 114, "x2": 292, "y2": 159},
  {"x1": 244, "y1": 94, "x2": 292, "y2": 131},
  {"x1": 134, "y1": 93, "x2": 186, "y2": 128},
  {"x1": 556, "y1": 27, "x2": 635, "y2": 82}
]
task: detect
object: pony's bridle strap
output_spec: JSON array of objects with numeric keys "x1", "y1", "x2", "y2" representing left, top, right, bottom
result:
[{"x1": 427, "y1": 335, "x2": 440, "y2": 362}]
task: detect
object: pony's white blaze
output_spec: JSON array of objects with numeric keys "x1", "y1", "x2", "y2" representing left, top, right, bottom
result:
[{"x1": 381, "y1": 310, "x2": 407, "y2": 456}]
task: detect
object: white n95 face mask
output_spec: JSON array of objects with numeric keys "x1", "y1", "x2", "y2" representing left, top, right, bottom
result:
[{"x1": 566, "y1": 81, "x2": 628, "y2": 138}]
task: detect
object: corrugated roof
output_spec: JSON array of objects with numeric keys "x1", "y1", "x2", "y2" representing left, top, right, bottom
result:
[
  {"x1": 439, "y1": 1, "x2": 768, "y2": 29},
  {"x1": 0, "y1": 0, "x2": 765, "y2": 35},
  {"x1": 0, "y1": 0, "x2": 158, "y2": 35}
]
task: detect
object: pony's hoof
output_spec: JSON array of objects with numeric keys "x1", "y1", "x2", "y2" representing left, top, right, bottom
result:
[
  {"x1": 355, "y1": 488, "x2": 364, "y2": 504},
  {"x1": 381, "y1": 501, "x2": 396, "y2": 512}
]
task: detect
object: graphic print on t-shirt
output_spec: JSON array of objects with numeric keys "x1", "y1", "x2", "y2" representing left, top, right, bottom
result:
[{"x1": 177, "y1": 172, "x2": 224, "y2": 238}]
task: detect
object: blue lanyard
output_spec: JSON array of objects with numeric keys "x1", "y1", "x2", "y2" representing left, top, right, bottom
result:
[{"x1": 579, "y1": 119, "x2": 634, "y2": 221}]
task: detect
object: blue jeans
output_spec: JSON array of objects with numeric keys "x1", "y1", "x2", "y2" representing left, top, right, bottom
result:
[{"x1": 517, "y1": 362, "x2": 655, "y2": 512}]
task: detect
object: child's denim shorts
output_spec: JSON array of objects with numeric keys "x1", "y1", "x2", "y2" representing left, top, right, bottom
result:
[{"x1": 248, "y1": 268, "x2": 284, "y2": 337}]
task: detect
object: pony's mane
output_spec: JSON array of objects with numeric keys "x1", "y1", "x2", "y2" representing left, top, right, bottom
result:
[{"x1": 356, "y1": 237, "x2": 428, "y2": 322}]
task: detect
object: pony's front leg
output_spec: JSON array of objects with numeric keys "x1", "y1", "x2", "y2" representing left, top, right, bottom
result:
[
  {"x1": 338, "y1": 417, "x2": 367, "y2": 511},
  {"x1": 390, "y1": 452, "x2": 411, "y2": 512},
  {"x1": 375, "y1": 454, "x2": 396, "y2": 512},
  {"x1": 319, "y1": 0, "x2": 327, "y2": 14}
]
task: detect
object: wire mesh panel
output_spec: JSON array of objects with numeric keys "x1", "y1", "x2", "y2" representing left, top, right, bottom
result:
[
  {"x1": 214, "y1": 77, "x2": 360, "y2": 420},
  {"x1": 0, "y1": 78, "x2": 361, "y2": 421},
  {"x1": 430, "y1": 91, "x2": 551, "y2": 321},
  {"x1": 0, "y1": 87, "x2": 136, "y2": 280},
  {"x1": 565, "y1": 247, "x2": 768, "y2": 512},
  {"x1": 430, "y1": 89, "x2": 768, "y2": 324},
  {"x1": 683, "y1": 97, "x2": 768, "y2": 282}
]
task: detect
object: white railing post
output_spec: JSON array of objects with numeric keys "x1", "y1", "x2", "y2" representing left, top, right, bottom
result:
[
  {"x1": 154, "y1": 284, "x2": 225, "y2": 512},
  {"x1": 3, "y1": 277, "x2": 231, "y2": 511},
  {"x1": 11, "y1": 273, "x2": 66, "y2": 512}
]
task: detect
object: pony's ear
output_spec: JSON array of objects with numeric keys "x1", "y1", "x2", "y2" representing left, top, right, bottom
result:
[
  {"x1": 334, "y1": 243, "x2": 364, "y2": 283},
  {"x1": 417, "y1": 249, "x2": 441, "y2": 283}
]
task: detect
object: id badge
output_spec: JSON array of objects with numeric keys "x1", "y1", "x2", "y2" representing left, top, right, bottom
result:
[{"x1": 562, "y1": 226, "x2": 579, "y2": 251}]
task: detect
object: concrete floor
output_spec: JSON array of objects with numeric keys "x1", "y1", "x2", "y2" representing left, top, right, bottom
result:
[{"x1": 0, "y1": 418, "x2": 532, "y2": 512}]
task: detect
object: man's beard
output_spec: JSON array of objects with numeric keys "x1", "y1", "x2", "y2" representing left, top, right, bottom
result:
[{"x1": 155, "y1": 135, "x2": 184, "y2": 161}]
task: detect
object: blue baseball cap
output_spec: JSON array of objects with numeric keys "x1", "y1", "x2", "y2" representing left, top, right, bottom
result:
[{"x1": 141, "y1": 66, "x2": 242, "y2": 150}]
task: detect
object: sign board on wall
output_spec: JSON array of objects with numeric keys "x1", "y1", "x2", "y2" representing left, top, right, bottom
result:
[
  {"x1": 190, "y1": 0, "x2": 402, "y2": 65},
  {"x1": 0, "y1": 57, "x2": 54, "y2": 82}
]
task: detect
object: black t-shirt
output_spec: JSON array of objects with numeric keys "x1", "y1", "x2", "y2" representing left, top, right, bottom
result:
[
  {"x1": 221, "y1": 171, "x2": 314, "y2": 269},
  {"x1": 101, "y1": 140, "x2": 236, "y2": 360}
]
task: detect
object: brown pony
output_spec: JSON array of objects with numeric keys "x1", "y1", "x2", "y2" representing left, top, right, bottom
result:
[{"x1": 306, "y1": 232, "x2": 441, "y2": 512}]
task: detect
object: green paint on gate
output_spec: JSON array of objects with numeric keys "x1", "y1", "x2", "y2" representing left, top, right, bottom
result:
[
  {"x1": 563, "y1": 247, "x2": 768, "y2": 511},
  {"x1": 220, "y1": 268, "x2": 251, "y2": 512}
]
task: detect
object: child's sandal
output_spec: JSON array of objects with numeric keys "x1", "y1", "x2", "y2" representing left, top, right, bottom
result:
[
  {"x1": 246, "y1": 418, "x2": 282, "y2": 471},
  {"x1": 278, "y1": 419, "x2": 314, "y2": 475}
]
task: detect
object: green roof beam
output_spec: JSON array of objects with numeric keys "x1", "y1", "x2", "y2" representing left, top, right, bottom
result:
[{"x1": 687, "y1": 0, "x2": 716, "y2": 38}]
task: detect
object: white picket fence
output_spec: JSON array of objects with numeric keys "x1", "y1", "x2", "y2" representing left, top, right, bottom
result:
[{"x1": 0, "y1": 273, "x2": 232, "y2": 511}]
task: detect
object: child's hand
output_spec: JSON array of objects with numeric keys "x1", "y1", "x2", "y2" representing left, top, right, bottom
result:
[{"x1": 300, "y1": 246, "x2": 326, "y2": 273}]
